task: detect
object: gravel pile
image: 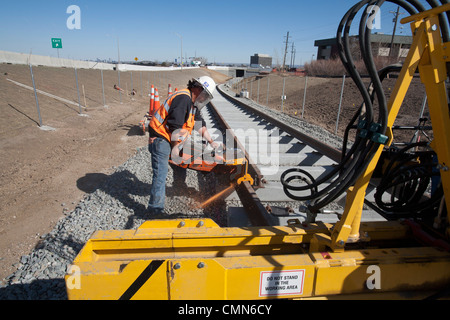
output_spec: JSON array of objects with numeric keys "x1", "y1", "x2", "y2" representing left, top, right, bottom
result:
[
  {"x1": 0, "y1": 146, "x2": 225, "y2": 300},
  {"x1": 0, "y1": 81, "x2": 345, "y2": 300}
]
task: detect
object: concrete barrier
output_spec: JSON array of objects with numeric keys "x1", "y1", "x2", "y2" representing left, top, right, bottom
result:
[
  {"x1": 0, "y1": 50, "x2": 114, "y2": 70},
  {"x1": 0, "y1": 50, "x2": 199, "y2": 72},
  {"x1": 116, "y1": 64, "x2": 193, "y2": 72}
]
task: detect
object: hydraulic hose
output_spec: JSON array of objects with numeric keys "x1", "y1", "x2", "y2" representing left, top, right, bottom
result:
[
  {"x1": 374, "y1": 142, "x2": 444, "y2": 215},
  {"x1": 280, "y1": 0, "x2": 449, "y2": 214}
]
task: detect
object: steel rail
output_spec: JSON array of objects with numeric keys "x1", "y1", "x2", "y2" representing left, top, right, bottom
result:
[
  {"x1": 208, "y1": 100, "x2": 264, "y2": 188},
  {"x1": 207, "y1": 100, "x2": 271, "y2": 226},
  {"x1": 217, "y1": 84, "x2": 342, "y2": 163},
  {"x1": 205, "y1": 82, "x2": 346, "y2": 227}
]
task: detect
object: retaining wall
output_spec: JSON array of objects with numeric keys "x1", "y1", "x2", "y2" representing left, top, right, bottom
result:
[{"x1": 0, "y1": 50, "x2": 199, "y2": 72}]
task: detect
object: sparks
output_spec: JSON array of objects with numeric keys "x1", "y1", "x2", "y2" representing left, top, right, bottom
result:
[{"x1": 200, "y1": 183, "x2": 236, "y2": 208}]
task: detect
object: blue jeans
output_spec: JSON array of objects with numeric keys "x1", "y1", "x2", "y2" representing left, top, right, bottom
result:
[{"x1": 148, "y1": 137, "x2": 171, "y2": 214}]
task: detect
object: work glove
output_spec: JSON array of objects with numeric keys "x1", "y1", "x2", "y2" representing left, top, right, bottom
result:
[{"x1": 209, "y1": 141, "x2": 220, "y2": 150}]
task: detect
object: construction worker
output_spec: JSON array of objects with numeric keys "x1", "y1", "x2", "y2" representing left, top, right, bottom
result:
[{"x1": 147, "y1": 76, "x2": 219, "y2": 215}]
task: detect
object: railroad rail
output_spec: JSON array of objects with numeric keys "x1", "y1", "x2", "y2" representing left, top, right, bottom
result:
[{"x1": 201, "y1": 81, "x2": 386, "y2": 228}]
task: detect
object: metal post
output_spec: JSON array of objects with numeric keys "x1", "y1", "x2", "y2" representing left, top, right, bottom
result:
[
  {"x1": 29, "y1": 64, "x2": 43, "y2": 127},
  {"x1": 411, "y1": 93, "x2": 428, "y2": 143},
  {"x1": 82, "y1": 84, "x2": 87, "y2": 109},
  {"x1": 419, "y1": 93, "x2": 427, "y2": 118},
  {"x1": 101, "y1": 69, "x2": 106, "y2": 106},
  {"x1": 180, "y1": 34, "x2": 183, "y2": 71},
  {"x1": 301, "y1": 76, "x2": 308, "y2": 119},
  {"x1": 74, "y1": 67, "x2": 82, "y2": 114},
  {"x1": 281, "y1": 77, "x2": 286, "y2": 112},
  {"x1": 117, "y1": 37, "x2": 122, "y2": 104},
  {"x1": 257, "y1": 78, "x2": 260, "y2": 103},
  {"x1": 118, "y1": 69, "x2": 122, "y2": 103},
  {"x1": 130, "y1": 72, "x2": 133, "y2": 92},
  {"x1": 140, "y1": 72, "x2": 143, "y2": 97},
  {"x1": 335, "y1": 74, "x2": 346, "y2": 134}
]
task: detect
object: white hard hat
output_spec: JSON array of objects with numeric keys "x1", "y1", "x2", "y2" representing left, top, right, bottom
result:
[
  {"x1": 193, "y1": 76, "x2": 216, "y2": 110},
  {"x1": 196, "y1": 76, "x2": 215, "y2": 95}
]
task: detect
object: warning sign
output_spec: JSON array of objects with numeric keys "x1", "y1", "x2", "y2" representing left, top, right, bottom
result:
[{"x1": 259, "y1": 270, "x2": 305, "y2": 297}]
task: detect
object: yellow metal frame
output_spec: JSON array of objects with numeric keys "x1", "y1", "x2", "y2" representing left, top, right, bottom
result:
[
  {"x1": 236, "y1": 160, "x2": 254, "y2": 185},
  {"x1": 66, "y1": 5, "x2": 450, "y2": 300},
  {"x1": 66, "y1": 218, "x2": 450, "y2": 299}
]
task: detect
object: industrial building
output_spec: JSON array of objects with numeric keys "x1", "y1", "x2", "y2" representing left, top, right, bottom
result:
[
  {"x1": 250, "y1": 53, "x2": 272, "y2": 68},
  {"x1": 314, "y1": 34, "x2": 413, "y2": 60}
]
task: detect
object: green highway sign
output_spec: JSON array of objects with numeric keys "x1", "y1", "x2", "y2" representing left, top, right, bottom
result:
[{"x1": 51, "y1": 38, "x2": 62, "y2": 49}]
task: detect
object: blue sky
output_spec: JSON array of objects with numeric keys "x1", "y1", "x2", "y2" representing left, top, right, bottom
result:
[{"x1": 0, "y1": 0, "x2": 420, "y2": 65}]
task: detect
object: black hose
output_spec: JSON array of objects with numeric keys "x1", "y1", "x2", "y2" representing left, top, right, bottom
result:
[
  {"x1": 280, "y1": 0, "x2": 449, "y2": 214},
  {"x1": 374, "y1": 142, "x2": 444, "y2": 215},
  {"x1": 283, "y1": 1, "x2": 381, "y2": 209}
]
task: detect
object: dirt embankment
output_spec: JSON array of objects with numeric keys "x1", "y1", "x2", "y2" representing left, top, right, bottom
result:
[
  {"x1": 0, "y1": 63, "x2": 228, "y2": 281},
  {"x1": 234, "y1": 73, "x2": 428, "y2": 141}
]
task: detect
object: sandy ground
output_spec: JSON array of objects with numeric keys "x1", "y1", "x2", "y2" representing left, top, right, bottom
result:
[
  {"x1": 0, "y1": 63, "x2": 229, "y2": 281},
  {"x1": 234, "y1": 72, "x2": 428, "y2": 141},
  {"x1": 0, "y1": 64, "x2": 429, "y2": 282}
]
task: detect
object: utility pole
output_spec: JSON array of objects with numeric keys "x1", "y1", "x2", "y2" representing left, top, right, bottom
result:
[
  {"x1": 175, "y1": 33, "x2": 183, "y2": 71},
  {"x1": 293, "y1": 49, "x2": 296, "y2": 68},
  {"x1": 282, "y1": 31, "x2": 290, "y2": 72},
  {"x1": 389, "y1": 6, "x2": 404, "y2": 57},
  {"x1": 290, "y1": 42, "x2": 295, "y2": 69},
  {"x1": 117, "y1": 37, "x2": 122, "y2": 103}
]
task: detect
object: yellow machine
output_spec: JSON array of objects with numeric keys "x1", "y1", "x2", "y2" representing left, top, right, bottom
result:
[{"x1": 66, "y1": 2, "x2": 450, "y2": 299}]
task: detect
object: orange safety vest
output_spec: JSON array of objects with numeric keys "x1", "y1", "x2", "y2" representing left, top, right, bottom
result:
[{"x1": 149, "y1": 89, "x2": 196, "y2": 142}]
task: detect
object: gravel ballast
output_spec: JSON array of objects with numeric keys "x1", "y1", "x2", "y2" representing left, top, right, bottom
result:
[{"x1": 0, "y1": 146, "x2": 225, "y2": 299}]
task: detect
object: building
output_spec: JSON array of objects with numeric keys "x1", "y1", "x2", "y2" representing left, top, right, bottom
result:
[
  {"x1": 250, "y1": 53, "x2": 272, "y2": 68},
  {"x1": 314, "y1": 34, "x2": 413, "y2": 60}
]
